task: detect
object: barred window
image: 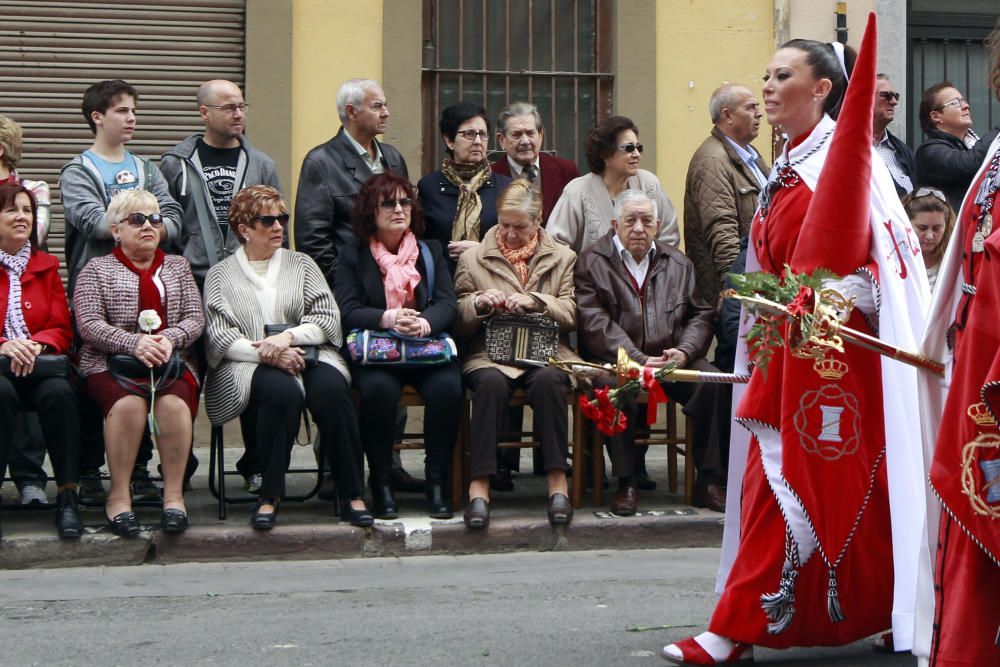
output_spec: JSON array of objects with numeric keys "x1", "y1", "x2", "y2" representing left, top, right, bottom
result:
[{"x1": 421, "y1": 0, "x2": 613, "y2": 174}]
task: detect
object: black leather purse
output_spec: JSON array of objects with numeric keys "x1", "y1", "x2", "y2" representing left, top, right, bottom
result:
[
  {"x1": 108, "y1": 351, "x2": 185, "y2": 382},
  {"x1": 264, "y1": 324, "x2": 319, "y2": 369},
  {"x1": 0, "y1": 354, "x2": 73, "y2": 379}
]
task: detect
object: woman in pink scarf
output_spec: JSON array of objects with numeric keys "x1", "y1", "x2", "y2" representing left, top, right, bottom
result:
[{"x1": 335, "y1": 172, "x2": 462, "y2": 520}]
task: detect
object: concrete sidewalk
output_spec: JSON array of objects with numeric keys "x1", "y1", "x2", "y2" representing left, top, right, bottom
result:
[{"x1": 0, "y1": 415, "x2": 725, "y2": 570}]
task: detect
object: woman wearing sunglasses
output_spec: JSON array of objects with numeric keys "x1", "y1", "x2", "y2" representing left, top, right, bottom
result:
[
  {"x1": 548, "y1": 115, "x2": 678, "y2": 254},
  {"x1": 335, "y1": 172, "x2": 462, "y2": 519},
  {"x1": 902, "y1": 187, "x2": 955, "y2": 292},
  {"x1": 915, "y1": 81, "x2": 999, "y2": 210},
  {"x1": 418, "y1": 101, "x2": 512, "y2": 275},
  {"x1": 74, "y1": 189, "x2": 204, "y2": 536},
  {"x1": 203, "y1": 185, "x2": 372, "y2": 530}
]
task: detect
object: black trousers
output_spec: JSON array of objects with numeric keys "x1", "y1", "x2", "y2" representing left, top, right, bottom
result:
[
  {"x1": 239, "y1": 364, "x2": 363, "y2": 500},
  {"x1": 594, "y1": 357, "x2": 729, "y2": 481},
  {"x1": 352, "y1": 361, "x2": 462, "y2": 478},
  {"x1": 465, "y1": 366, "x2": 570, "y2": 480},
  {"x1": 0, "y1": 375, "x2": 79, "y2": 486}
]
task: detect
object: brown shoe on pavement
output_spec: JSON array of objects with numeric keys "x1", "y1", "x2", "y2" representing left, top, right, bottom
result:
[
  {"x1": 610, "y1": 485, "x2": 638, "y2": 516},
  {"x1": 692, "y1": 480, "x2": 726, "y2": 513}
]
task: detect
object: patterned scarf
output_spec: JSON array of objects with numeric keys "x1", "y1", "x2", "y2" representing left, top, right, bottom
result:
[
  {"x1": 441, "y1": 158, "x2": 492, "y2": 242},
  {"x1": 496, "y1": 226, "x2": 539, "y2": 286},
  {"x1": 370, "y1": 230, "x2": 421, "y2": 310},
  {"x1": 0, "y1": 241, "x2": 32, "y2": 340},
  {"x1": 113, "y1": 246, "x2": 167, "y2": 332}
]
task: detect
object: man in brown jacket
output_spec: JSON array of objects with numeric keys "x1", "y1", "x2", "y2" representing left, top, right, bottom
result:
[
  {"x1": 576, "y1": 190, "x2": 729, "y2": 514},
  {"x1": 683, "y1": 84, "x2": 768, "y2": 307}
]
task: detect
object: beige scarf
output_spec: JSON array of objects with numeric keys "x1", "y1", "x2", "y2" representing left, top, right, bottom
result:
[{"x1": 441, "y1": 158, "x2": 492, "y2": 242}]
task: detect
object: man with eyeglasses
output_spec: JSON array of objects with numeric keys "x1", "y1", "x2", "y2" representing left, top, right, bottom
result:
[
  {"x1": 872, "y1": 74, "x2": 915, "y2": 198},
  {"x1": 915, "y1": 80, "x2": 1000, "y2": 210},
  {"x1": 160, "y1": 79, "x2": 281, "y2": 287}
]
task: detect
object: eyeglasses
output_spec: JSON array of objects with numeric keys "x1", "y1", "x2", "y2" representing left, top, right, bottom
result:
[
  {"x1": 120, "y1": 213, "x2": 163, "y2": 228},
  {"x1": 379, "y1": 197, "x2": 413, "y2": 210},
  {"x1": 456, "y1": 129, "x2": 489, "y2": 142},
  {"x1": 203, "y1": 103, "x2": 249, "y2": 114},
  {"x1": 913, "y1": 187, "x2": 948, "y2": 204},
  {"x1": 617, "y1": 142, "x2": 644, "y2": 154},
  {"x1": 254, "y1": 213, "x2": 290, "y2": 227},
  {"x1": 935, "y1": 97, "x2": 967, "y2": 111},
  {"x1": 877, "y1": 91, "x2": 900, "y2": 102}
]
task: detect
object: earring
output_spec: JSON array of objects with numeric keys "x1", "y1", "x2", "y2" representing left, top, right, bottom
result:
[{"x1": 243, "y1": 235, "x2": 249, "y2": 242}]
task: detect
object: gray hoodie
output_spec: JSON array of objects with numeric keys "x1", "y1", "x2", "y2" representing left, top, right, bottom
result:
[
  {"x1": 159, "y1": 134, "x2": 281, "y2": 285},
  {"x1": 59, "y1": 152, "x2": 182, "y2": 298}
]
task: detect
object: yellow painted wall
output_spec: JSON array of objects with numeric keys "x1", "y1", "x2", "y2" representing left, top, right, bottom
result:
[
  {"x1": 290, "y1": 0, "x2": 384, "y2": 203},
  {"x1": 655, "y1": 1, "x2": 774, "y2": 225}
]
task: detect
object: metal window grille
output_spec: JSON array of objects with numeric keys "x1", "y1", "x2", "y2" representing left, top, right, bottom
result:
[{"x1": 421, "y1": 0, "x2": 613, "y2": 174}]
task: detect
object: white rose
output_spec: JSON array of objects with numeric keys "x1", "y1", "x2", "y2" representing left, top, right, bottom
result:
[{"x1": 138, "y1": 309, "x2": 162, "y2": 333}]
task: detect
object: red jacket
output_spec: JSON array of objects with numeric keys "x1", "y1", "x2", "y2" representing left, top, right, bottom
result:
[
  {"x1": 0, "y1": 250, "x2": 73, "y2": 353},
  {"x1": 491, "y1": 152, "x2": 579, "y2": 226}
]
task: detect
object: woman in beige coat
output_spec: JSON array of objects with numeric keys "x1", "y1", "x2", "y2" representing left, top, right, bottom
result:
[{"x1": 454, "y1": 179, "x2": 581, "y2": 529}]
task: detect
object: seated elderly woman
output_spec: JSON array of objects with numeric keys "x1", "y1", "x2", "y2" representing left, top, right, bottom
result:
[
  {"x1": 74, "y1": 189, "x2": 204, "y2": 536},
  {"x1": 335, "y1": 171, "x2": 462, "y2": 519},
  {"x1": 203, "y1": 185, "x2": 371, "y2": 530},
  {"x1": 0, "y1": 183, "x2": 79, "y2": 539},
  {"x1": 454, "y1": 178, "x2": 581, "y2": 528}
]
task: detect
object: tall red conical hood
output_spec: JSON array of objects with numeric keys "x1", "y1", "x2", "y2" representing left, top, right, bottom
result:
[{"x1": 791, "y1": 12, "x2": 878, "y2": 274}]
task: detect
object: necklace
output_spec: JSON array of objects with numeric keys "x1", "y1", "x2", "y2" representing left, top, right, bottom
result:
[
  {"x1": 971, "y1": 150, "x2": 1000, "y2": 253},
  {"x1": 758, "y1": 128, "x2": 834, "y2": 221}
]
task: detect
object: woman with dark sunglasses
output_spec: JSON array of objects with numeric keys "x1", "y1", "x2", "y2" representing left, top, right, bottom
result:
[
  {"x1": 202, "y1": 185, "x2": 372, "y2": 530},
  {"x1": 548, "y1": 115, "x2": 678, "y2": 254},
  {"x1": 74, "y1": 189, "x2": 204, "y2": 536}
]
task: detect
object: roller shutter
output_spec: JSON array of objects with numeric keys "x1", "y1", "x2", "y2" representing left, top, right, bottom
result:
[{"x1": 0, "y1": 0, "x2": 246, "y2": 270}]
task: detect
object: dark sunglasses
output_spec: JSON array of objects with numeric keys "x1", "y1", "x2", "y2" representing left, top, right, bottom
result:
[
  {"x1": 379, "y1": 197, "x2": 413, "y2": 210},
  {"x1": 254, "y1": 213, "x2": 290, "y2": 227},
  {"x1": 877, "y1": 91, "x2": 900, "y2": 102},
  {"x1": 121, "y1": 212, "x2": 163, "y2": 228},
  {"x1": 617, "y1": 142, "x2": 644, "y2": 154}
]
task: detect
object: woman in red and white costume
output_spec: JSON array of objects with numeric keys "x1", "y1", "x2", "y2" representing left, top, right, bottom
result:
[
  {"x1": 914, "y1": 25, "x2": 1000, "y2": 667},
  {"x1": 663, "y1": 15, "x2": 929, "y2": 665}
]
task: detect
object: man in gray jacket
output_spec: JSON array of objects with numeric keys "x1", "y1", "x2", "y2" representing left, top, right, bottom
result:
[
  {"x1": 160, "y1": 79, "x2": 281, "y2": 286},
  {"x1": 60, "y1": 79, "x2": 182, "y2": 298}
]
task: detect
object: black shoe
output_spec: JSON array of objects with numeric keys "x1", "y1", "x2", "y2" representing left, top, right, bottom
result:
[
  {"x1": 490, "y1": 466, "x2": 514, "y2": 492},
  {"x1": 160, "y1": 508, "x2": 189, "y2": 534},
  {"x1": 79, "y1": 469, "x2": 107, "y2": 503},
  {"x1": 425, "y1": 470, "x2": 452, "y2": 519},
  {"x1": 547, "y1": 492, "x2": 573, "y2": 526},
  {"x1": 340, "y1": 499, "x2": 374, "y2": 528},
  {"x1": 463, "y1": 497, "x2": 490, "y2": 529},
  {"x1": 55, "y1": 489, "x2": 83, "y2": 539},
  {"x1": 636, "y1": 471, "x2": 657, "y2": 491},
  {"x1": 369, "y1": 470, "x2": 399, "y2": 519},
  {"x1": 251, "y1": 498, "x2": 279, "y2": 530},
  {"x1": 106, "y1": 510, "x2": 141, "y2": 537},
  {"x1": 131, "y1": 465, "x2": 160, "y2": 501},
  {"x1": 390, "y1": 467, "x2": 425, "y2": 494}
]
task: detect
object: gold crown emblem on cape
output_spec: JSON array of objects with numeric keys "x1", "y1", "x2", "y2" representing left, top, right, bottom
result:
[
  {"x1": 966, "y1": 402, "x2": 996, "y2": 427},
  {"x1": 814, "y1": 357, "x2": 848, "y2": 380}
]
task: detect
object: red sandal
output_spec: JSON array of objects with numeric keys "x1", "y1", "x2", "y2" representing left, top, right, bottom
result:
[{"x1": 661, "y1": 636, "x2": 754, "y2": 665}]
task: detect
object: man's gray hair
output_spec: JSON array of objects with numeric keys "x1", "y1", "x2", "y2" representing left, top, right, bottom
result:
[
  {"x1": 336, "y1": 78, "x2": 381, "y2": 124},
  {"x1": 708, "y1": 84, "x2": 749, "y2": 124},
  {"x1": 876, "y1": 72, "x2": 890, "y2": 81},
  {"x1": 496, "y1": 101, "x2": 544, "y2": 135},
  {"x1": 613, "y1": 189, "x2": 657, "y2": 222}
]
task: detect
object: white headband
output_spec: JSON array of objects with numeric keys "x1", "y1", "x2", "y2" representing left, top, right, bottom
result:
[{"x1": 830, "y1": 42, "x2": 849, "y2": 79}]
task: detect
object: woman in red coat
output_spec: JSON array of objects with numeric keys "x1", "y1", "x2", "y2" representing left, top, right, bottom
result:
[{"x1": 0, "y1": 182, "x2": 80, "y2": 540}]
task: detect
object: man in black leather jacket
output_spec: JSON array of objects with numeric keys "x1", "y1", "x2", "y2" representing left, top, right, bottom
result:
[{"x1": 293, "y1": 78, "x2": 408, "y2": 287}]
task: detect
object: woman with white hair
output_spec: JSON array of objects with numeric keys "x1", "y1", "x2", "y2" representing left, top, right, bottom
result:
[{"x1": 74, "y1": 189, "x2": 204, "y2": 537}]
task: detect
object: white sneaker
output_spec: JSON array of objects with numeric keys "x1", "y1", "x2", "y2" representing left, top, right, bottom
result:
[{"x1": 20, "y1": 483, "x2": 47, "y2": 505}]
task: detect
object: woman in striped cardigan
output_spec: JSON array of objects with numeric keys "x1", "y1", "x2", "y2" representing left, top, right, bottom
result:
[{"x1": 203, "y1": 185, "x2": 371, "y2": 529}]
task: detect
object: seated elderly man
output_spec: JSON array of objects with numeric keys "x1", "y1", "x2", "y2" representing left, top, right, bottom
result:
[{"x1": 575, "y1": 190, "x2": 728, "y2": 514}]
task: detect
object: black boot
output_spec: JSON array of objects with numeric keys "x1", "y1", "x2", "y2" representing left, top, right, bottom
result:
[
  {"x1": 55, "y1": 488, "x2": 83, "y2": 539},
  {"x1": 425, "y1": 468, "x2": 452, "y2": 519},
  {"x1": 369, "y1": 468, "x2": 398, "y2": 519}
]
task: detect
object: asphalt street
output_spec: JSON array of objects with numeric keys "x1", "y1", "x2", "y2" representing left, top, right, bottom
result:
[{"x1": 0, "y1": 548, "x2": 914, "y2": 666}]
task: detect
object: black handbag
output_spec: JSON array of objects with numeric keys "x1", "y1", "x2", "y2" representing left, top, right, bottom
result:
[
  {"x1": 484, "y1": 313, "x2": 560, "y2": 368},
  {"x1": 0, "y1": 354, "x2": 73, "y2": 379},
  {"x1": 264, "y1": 324, "x2": 319, "y2": 369},
  {"x1": 108, "y1": 351, "x2": 185, "y2": 382}
]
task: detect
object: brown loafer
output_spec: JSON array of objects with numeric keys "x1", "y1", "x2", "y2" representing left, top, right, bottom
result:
[
  {"x1": 692, "y1": 481, "x2": 726, "y2": 513},
  {"x1": 610, "y1": 485, "x2": 638, "y2": 516},
  {"x1": 547, "y1": 492, "x2": 573, "y2": 525}
]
